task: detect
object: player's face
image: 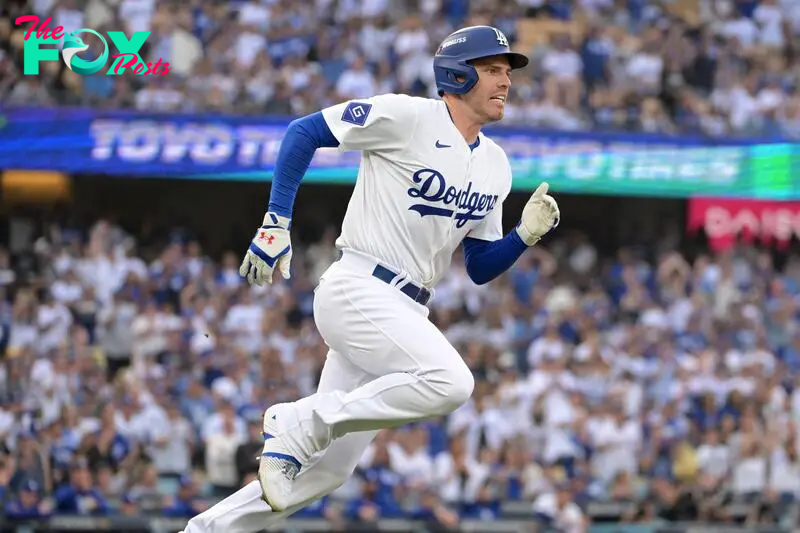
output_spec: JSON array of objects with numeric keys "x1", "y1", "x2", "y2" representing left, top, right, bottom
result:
[{"x1": 465, "y1": 56, "x2": 512, "y2": 123}]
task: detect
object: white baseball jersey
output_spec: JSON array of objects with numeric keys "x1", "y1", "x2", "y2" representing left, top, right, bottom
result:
[{"x1": 320, "y1": 93, "x2": 513, "y2": 288}]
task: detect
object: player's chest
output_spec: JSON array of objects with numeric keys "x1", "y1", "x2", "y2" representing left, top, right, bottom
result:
[{"x1": 396, "y1": 138, "x2": 501, "y2": 230}]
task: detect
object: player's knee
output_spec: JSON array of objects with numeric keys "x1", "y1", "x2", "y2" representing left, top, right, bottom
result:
[
  {"x1": 184, "y1": 514, "x2": 205, "y2": 533},
  {"x1": 429, "y1": 362, "x2": 474, "y2": 414},
  {"x1": 450, "y1": 364, "x2": 475, "y2": 408}
]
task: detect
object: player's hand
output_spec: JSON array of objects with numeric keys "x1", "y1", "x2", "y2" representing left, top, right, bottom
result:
[
  {"x1": 516, "y1": 182, "x2": 560, "y2": 246},
  {"x1": 239, "y1": 212, "x2": 293, "y2": 286}
]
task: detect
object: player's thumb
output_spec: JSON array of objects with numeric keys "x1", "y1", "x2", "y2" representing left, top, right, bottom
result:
[
  {"x1": 239, "y1": 254, "x2": 250, "y2": 278},
  {"x1": 278, "y1": 252, "x2": 292, "y2": 280},
  {"x1": 531, "y1": 182, "x2": 549, "y2": 199}
]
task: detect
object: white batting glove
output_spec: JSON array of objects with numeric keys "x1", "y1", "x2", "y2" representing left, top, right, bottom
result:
[
  {"x1": 239, "y1": 212, "x2": 293, "y2": 286},
  {"x1": 515, "y1": 182, "x2": 560, "y2": 246}
]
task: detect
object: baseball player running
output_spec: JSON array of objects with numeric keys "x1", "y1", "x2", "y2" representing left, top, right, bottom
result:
[{"x1": 182, "y1": 25, "x2": 559, "y2": 533}]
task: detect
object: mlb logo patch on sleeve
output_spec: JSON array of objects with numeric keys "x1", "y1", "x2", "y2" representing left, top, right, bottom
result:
[{"x1": 342, "y1": 102, "x2": 372, "y2": 126}]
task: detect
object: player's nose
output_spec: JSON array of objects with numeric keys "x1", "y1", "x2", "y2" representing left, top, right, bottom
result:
[{"x1": 498, "y1": 73, "x2": 511, "y2": 88}]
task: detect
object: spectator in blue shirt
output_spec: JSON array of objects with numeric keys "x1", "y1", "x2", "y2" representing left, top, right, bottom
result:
[
  {"x1": 461, "y1": 478, "x2": 503, "y2": 520},
  {"x1": 163, "y1": 475, "x2": 208, "y2": 518},
  {"x1": 53, "y1": 460, "x2": 109, "y2": 516},
  {"x1": 580, "y1": 24, "x2": 612, "y2": 90},
  {"x1": 9, "y1": 431, "x2": 47, "y2": 494},
  {"x1": 346, "y1": 468, "x2": 405, "y2": 521},
  {"x1": 293, "y1": 496, "x2": 329, "y2": 518},
  {"x1": 118, "y1": 493, "x2": 141, "y2": 516},
  {"x1": 6, "y1": 479, "x2": 52, "y2": 519},
  {"x1": 85, "y1": 403, "x2": 132, "y2": 473}
]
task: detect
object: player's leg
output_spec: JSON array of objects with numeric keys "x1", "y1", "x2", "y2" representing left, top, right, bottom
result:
[
  {"x1": 183, "y1": 349, "x2": 378, "y2": 533},
  {"x1": 261, "y1": 255, "x2": 474, "y2": 509},
  {"x1": 270, "y1": 348, "x2": 381, "y2": 506},
  {"x1": 182, "y1": 481, "x2": 268, "y2": 533}
]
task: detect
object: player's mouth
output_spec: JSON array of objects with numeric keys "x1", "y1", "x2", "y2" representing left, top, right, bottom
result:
[{"x1": 489, "y1": 95, "x2": 506, "y2": 105}]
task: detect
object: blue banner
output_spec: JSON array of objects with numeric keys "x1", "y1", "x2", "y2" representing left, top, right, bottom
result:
[{"x1": 0, "y1": 107, "x2": 797, "y2": 198}]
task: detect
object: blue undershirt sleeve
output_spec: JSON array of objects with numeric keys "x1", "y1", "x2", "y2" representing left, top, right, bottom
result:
[
  {"x1": 462, "y1": 231, "x2": 528, "y2": 285},
  {"x1": 267, "y1": 112, "x2": 341, "y2": 218}
]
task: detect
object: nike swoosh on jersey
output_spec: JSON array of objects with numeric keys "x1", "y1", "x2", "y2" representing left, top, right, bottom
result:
[{"x1": 435, "y1": 140, "x2": 451, "y2": 148}]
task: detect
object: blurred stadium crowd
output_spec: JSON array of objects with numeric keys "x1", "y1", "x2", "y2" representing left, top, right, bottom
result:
[
  {"x1": 1, "y1": 215, "x2": 800, "y2": 529},
  {"x1": 1, "y1": 0, "x2": 800, "y2": 138}
]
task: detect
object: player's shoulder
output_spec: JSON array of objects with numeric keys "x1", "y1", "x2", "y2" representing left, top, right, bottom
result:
[
  {"x1": 479, "y1": 134, "x2": 512, "y2": 172},
  {"x1": 479, "y1": 133, "x2": 508, "y2": 159},
  {"x1": 360, "y1": 93, "x2": 430, "y2": 109},
  {"x1": 337, "y1": 93, "x2": 428, "y2": 124},
  {"x1": 322, "y1": 93, "x2": 424, "y2": 133}
]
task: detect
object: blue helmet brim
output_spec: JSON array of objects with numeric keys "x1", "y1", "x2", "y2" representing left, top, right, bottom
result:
[
  {"x1": 460, "y1": 51, "x2": 529, "y2": 70},
  {"x1": 506, "y1": 52, "x2": 529, "y2": 70}
]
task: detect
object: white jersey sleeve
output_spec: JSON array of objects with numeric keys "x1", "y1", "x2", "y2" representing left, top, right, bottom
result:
[
  {"x1": 321, "y1": 93, "x2": 419, "y2": 152},
  {"x1": 467, "y1": 198, "x2": 504, "y2": 241}
]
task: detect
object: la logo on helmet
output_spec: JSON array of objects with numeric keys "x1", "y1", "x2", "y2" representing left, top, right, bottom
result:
[{"x1": 493, "y1": 28, "x2": 509, "y2": 47}]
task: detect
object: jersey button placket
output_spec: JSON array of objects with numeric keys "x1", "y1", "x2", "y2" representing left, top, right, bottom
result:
[
  {"x1": 443, "y1": 154, "x2": 472, "y2": 251},
  {"x1": 425, "y1": 150, "x2": 468, "y2": 286},
  {"x1": 450, "y1": 148, "x2": 474, "y2": 226}
]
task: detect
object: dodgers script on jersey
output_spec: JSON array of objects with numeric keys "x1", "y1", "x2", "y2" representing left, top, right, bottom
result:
[{"x1": 320, "y1": 93, "x2": 513, "y2": 288}]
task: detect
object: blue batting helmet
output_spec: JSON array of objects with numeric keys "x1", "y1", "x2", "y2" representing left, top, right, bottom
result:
[{"x1": 433, "y1": 26, "x2": 529, "y2": 96}]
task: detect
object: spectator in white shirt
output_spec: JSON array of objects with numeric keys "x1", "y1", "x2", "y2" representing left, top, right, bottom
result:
[
  {"x1": 224, "y1": 288, "x2": 264, "y2": 355},
  {"x1": 149, "y1": 403, "x2": 195, "y2": 477},
  {"x1": 727, "y1": 73, "x2": 763, "y2": 132},
  {"x1": 393, "y1": 15, "x2": 431, "y2": 91},
  {"x1": 587, "y1": 407, "x2": 641, "y2": 484},
  {"x1": 118, "y1": 0, "x2": 155, "y2": 34},
  {"x1": 336, "y1": 56, "x2": 378, "y2": 99},
  {"x1": 625, "y1": 38, "x2": 664, "y2": 96},
  {"x1": 36, "y1": 291, "x2": 73, "y2": 355},
  {"x1": 388, "y1": 425, "x2": 433, "y2": 490},
  {"x1": 541, "y1": 34, "x2": 582, "y2": 111},
  {"x1": 768, "y1": 437, "x2": 800, "y2": 498},
  {"x1": 449, "y1": 389, "x2": 517, "y2": 460},
  {"x1": 203, "y1": 400, "x2": 247, "y2": 496},
  {"x1": 720, "y1": 10, "x2": 759, "y2": 49},
  {"x1": 51, "y1": 269, "x2": 84, "y2": 305},
  {"x1": 54, "y1": 0, "x2": 85, "y2": 35},
  {"x1": 757, "y1": 77, "x2": 786, "y2": 117},
  {"x1": 462, "y1": 447, "x2": 504, "y2": 516},
  {"x1": 731, "y1": 437, "x2": 767, "y2": 501},
  {"x1": 432, "y1": 434, "x2": 469, "y2": 504},
  {"x1": 753, "y1": 0, "x2": 786, "y2": 48},
  {"x1": 238, "y1": 0, "x2": 271, "y2": 30},
  {"x1": 533, "y1": 485, "x2": 586, "y2": 533},
  {"x1": 696, "y1": 429, "x2": 731, "y2": 481},
  {"x1": 528, "y1": 323, "x2": 567, "y2": 368}
]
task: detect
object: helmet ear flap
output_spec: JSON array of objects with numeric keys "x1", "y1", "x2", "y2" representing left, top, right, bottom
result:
[{"x1": 434, "y1": 60, "x2": 478, "y2": 96}]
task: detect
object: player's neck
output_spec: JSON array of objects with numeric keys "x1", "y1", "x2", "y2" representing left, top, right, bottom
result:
[{"x1": 444, "y1": 101, "x2": 481, "y2": 145}]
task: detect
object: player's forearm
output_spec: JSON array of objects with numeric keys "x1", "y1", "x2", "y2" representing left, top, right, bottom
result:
[
  {"x1": 462, "y1": 231, "x2": 528, "y2": 285},
  {"x1": 268, "y1": 112, "x2": 340, "y2": 217}
]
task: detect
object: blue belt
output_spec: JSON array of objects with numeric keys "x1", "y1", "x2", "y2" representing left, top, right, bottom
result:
[{"x1": 371, "y1": 264, "x2": 431, "y2": 306}]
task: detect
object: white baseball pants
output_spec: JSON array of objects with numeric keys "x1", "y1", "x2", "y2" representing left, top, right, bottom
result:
[{"x1": 183, "y1": 249, "x2": 474, "y2": 532}]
